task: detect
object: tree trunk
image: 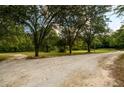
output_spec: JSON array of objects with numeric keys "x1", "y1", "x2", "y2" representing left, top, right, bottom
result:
[
  {"x1": 93, "y1": 42, "x2": 95, "y2": 53},
  {"x1": 87, "y1": 43, "x2": 91, "y2": 53},
  {"x1": 46, "y1": 45, "x2": 49, "y2": 52},
  {"x1": 34, "y1": 44, "x2": 39, "y2": 57},
  {"x1": 69, "y1": 44, "x2": 72, "y2": 54},
  {"x1": 33, "y1": 31, "x2": 40, "y2": 57},
  {"x1": 64, "y1": 45, "x2": 66, "y2": 52}
]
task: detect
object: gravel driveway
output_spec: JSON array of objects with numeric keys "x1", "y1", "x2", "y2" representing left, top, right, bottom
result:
[{"x1": 0, "y1": 51, "x2": 123, "y2": 87}]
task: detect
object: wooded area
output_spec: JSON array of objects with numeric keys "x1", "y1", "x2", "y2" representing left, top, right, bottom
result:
[{"x1": 0, "y1": 5, "x2": 124, "y2": 57}]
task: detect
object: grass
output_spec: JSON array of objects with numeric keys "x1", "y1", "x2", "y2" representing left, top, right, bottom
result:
[
  {"x1": 0, "y1": 54, "x2": 11, "y2": 61},
  {"x1": 111, "y1": 54, "x2": 124, "y2": 86},
  {"x1": 24, "y1": 48, "x2": 117, "y2": 59},
  {"x1": 22, "y1": 51, "x2": 87, "y2": 59},
  {"x1": 92, "y1": 48, "x2": 117, "y2": 53},
  {"x1": 0, "y1": 48, "x2": 117, "y2": 61}
]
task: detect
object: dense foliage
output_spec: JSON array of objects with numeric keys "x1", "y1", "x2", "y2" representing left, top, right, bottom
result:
[{"x1": 0, "y1": 5, "x2": 124, "y2": 56}]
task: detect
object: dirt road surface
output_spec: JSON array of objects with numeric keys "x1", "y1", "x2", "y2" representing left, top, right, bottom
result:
[{"x1": 0, "y1": 51, "x2": 123, "y2": 87}]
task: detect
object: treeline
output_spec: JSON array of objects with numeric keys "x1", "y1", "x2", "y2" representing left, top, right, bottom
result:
[{"x1": 0, "y1": 5, "x2": 124, "y2": 56}]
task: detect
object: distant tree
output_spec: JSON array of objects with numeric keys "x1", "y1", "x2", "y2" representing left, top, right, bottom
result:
[
  {"x1": 111, "y1": 25, "x2": 124, "y2": 48},
  {"x1": 0, "y1": 21, "x2": 33, "y2": 52},
  {"x1": 80, "y1": 6, "x2": 111, "y2": 53},
  {"x1": 114, "y1": 6, "x2": 124, "y2": 48},
  {"x1": 42, "y1": 29, "x2": 59, "y2": 52}
]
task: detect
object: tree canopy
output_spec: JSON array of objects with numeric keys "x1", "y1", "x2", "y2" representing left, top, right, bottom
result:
[{"x1": 1, "y1": 5, "x2": 124, "y2": 56}]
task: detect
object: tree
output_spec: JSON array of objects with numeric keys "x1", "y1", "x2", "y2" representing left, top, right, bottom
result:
[
  {"x1": 113, "y1": 6, "x2": 124, "y2": 48},
  {"x1": 0, "y1": 5, "x2": 112, "y2": 54},
  {"x1": 0, "y1": 22, "x2": 33, "y2": 52},
  {"x1": 0, "y1": 5, "x2": 61, "y2": 56},
  {"x1": 0, "y1": 6, "x2": 14, "y2": 40},
  {"x1": 56, "y1": 6, "x2": 87, "y2": 54},
  {"x1": 80, "y1": 6, "x2": 111, "y2": 53},
  {"x1": 111, "y1": 25, "x2": 124, "y2": 49},
  {"x1": 115, "y1": 5, "x2": 124, "y2": 17},
  {"x1": 41, "y1": 29, "x2": 59, "y2": 52}
]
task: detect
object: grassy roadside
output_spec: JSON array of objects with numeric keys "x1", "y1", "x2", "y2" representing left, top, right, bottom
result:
[
  {"x1": 0, "y1": 54, "x2": 11, "y2": 61},
  {"x1": 112, "y1": 54, "x2": 124, "y2": 86},
  {"x1": 19, "y1": 48, "x2": 117, "y2": 59},
  {"x1": 0, "y1": 48, "x2": 117, "y2": 61},
  {"x1": 22, "y1": 50, "x2": 87, "y2": 59},
  {"x1": 93, "y1": 48, "x2": 117, "y2": 53}
]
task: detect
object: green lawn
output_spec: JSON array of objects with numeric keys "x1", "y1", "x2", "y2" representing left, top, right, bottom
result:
[
  {"x1": 92, "y1": 48, "x2": 117, "y2": 53},
  {"x1": 0, "y1": 48, "x2": 117, "y2": 61},
  {"x1": 22, "y1": 48, "x2": 117, "y2": 58}
]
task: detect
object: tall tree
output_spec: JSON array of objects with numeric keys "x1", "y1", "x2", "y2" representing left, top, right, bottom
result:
[
  {"x1": 0, "y1": 5, "x2": 61, "y2": 56},
  {"x1": 80, "y1": 6, "x2": 111, "y2": 53},
  {"x1": 56, "y1": 6, "x2": 87, "y2": 54}
]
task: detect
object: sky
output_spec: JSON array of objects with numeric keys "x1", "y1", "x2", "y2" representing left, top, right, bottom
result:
[{"x1": 106, "y1": 9, "x2": 122, "y2": 31}]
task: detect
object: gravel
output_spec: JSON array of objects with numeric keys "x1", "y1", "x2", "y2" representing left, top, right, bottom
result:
[{"x1": 0, "y1": 51, "x2": 123, "y2": 87}]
